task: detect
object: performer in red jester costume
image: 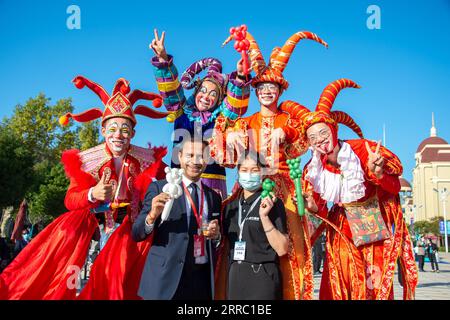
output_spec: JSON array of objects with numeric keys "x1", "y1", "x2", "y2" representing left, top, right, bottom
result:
[
  {"x1": 291, "y1": 78, "x2": 418, "y2": 299},
  {"x1": 211, "y1": 30, "x2": 328, "y2": 300},
  {"x1": 0, "y1": 76, "x2": 168, "y2": 300}
]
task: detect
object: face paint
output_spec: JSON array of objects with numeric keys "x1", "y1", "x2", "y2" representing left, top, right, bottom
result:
[
  {"x1": 306, "y1": 123, "x2": 337, "y2": 155},
  {"x1": 195, "y1": 80, "x2": 219, "y2": 112},
  {"x1": 256, "y1": 82, "x2": 280, "y2": 107},
  {"x1": 102, "y1": 118, "x2": 134, "y2": 157}
]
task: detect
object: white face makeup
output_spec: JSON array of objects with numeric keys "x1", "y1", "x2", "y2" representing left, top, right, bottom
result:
[
  {"x1": 102, "y1": 118, "x2": 134, "y2": 157},
  {"x1": 256, "y1": 82, "x2": 280, "y2": 107},
  {"x1": 195, "y1": 80, "x2": 219, "y2": 112},
  {"x1": 307, "y1": 122, "x2": 334, "y2": 155}
]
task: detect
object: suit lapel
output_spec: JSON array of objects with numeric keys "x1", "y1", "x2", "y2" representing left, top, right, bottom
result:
[{"x1": 202, "y1": 183, "x2": 213, "y2": 221}]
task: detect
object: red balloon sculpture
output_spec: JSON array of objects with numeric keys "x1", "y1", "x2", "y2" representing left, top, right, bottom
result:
[{"x1": 222, "y1": 24, "x2": 250, "y2": 75}]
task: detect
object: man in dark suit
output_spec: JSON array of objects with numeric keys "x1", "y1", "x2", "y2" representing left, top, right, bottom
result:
[{"x1": 132, "y1": 138, "x2": 222, "y2": 300}]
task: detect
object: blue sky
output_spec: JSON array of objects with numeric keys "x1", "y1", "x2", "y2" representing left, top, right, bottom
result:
[{"x1": 1, "y1": 0, "x2": 449, "y2": 191}]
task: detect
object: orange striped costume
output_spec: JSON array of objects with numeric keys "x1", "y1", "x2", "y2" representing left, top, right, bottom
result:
[
  {"x1": 287, "y1": 78, "x2": 418, "y2": 300},
  {"x1": 212, "y1": 30, "x2": 328, "y2": 300}
]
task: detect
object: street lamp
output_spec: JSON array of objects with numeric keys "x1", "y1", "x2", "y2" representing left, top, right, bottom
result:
[{"x1": 432, "y1": 176, "x2": 449, "y2": 253}]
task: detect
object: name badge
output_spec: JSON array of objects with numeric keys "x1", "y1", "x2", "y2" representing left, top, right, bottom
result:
[
  {"x1": 193, "y1": 234, "x2": 205, "y2": 258},
  {"x1": 233, "y1": 241, "x2": 246, "y2": 261}
]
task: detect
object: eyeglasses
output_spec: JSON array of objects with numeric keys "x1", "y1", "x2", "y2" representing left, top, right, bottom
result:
[
  {"x1": 307, "y1": 129, "x2": 331, "y2": 144},
  {"x1": 256, "y1": 83, "x2": 279, "y2": 92}
]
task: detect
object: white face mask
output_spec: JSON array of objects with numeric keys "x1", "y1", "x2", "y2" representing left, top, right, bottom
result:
[{"x1": 238, "y1": 172, "x2": 262, "y2": 191}]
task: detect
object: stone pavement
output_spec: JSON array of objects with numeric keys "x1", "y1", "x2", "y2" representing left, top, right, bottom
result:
[{"x1": 313, "y1": 252, "x2": 450, "y2": 300}]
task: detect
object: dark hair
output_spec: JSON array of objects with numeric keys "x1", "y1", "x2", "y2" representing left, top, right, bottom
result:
[
  {"x1": 177, "y1": 137, "x2": 209, "y2": 154},
  {"x1": 237, "y1": 149, "x2": 268, "y2": 169}
]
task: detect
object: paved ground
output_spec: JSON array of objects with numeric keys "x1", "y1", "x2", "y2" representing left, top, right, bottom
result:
[
  {"x1": 313, "y1": 252, "x2": 450, "y2": 300},
  {"x1": 79, "y1": 249, "x2": 450, "y2": 300}
]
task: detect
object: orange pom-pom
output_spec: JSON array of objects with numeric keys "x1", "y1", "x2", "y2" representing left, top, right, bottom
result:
[
  {"x1": 152, "y1": 98, "x2": 162, "y2": 108},
  {"x1": 59, "y1": 115, "x2": 70, "y2": 126}
]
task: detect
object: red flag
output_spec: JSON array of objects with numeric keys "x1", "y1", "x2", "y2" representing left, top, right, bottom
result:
[{"x1": 11, "y1": 199, "x2": 27, "y2": 242}]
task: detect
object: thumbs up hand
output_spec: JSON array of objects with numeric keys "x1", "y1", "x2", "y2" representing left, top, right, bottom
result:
[{"x1": 92, "y1": 173, "x2": 113, "y2": 202}]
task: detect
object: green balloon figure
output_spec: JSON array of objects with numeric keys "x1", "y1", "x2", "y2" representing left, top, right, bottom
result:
[
  {"x1": 286, "y1": 157, "x2": 305, "y2": 217},
  {"x1": 261, "y1": 178, "x2": 276, "y2": 199}
]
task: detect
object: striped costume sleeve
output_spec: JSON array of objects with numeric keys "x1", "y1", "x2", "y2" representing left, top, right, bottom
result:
[
  {"x1": 151, "y1": 55, "x2": 186, "y2": 112},
  {"x1": 221, "y1": 71, "x2": 251, "y2": 120}
]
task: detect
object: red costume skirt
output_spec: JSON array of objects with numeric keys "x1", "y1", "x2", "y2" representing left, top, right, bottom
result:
[
  {"x1": 77, "y1": 215, "x2": 153, "y2": 300},
  {"x1": 0, "y1": 209, "x2": 98, "y2": 300}
]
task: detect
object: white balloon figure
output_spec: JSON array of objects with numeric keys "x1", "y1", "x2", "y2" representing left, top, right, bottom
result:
[{"x1": 160, "y1": 167, "x2": 184, "y2": 223}]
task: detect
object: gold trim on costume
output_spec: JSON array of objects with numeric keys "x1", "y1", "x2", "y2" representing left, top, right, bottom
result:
[
  {"x1": 166, "y1": 109, "x2": 184, "y2": 123},
  {"x1": 200, "y1": 173, "x2": 226, "y2": 180},
  {"x1": 341, "y1": 196, "x2": 377, "y2": 208},
  {"x1": 226, "y1": 95, "x2": 249, "y2": 109},
  {"x1": 157, "y1": 79, "x2": 181, "y2": 92}
]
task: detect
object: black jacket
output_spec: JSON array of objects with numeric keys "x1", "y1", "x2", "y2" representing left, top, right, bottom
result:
[{"x1": 132, "y1": 179, "x2": 222, "y2": 300}]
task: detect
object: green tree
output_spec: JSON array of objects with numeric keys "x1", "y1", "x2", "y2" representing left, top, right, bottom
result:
[
  {"x1": 0, "y1": 124, "x2": 35, "y2": 208},
  {"x1": 414, "y1": 220, "x2": 431, "y2": 235},
  {"x1": 76, "y1": 119, "x2": 101, "y2": 150},
  {"x1": 414, "y1": 216, "x2": 443, "y2": 236},
  {"x1": 2, "y1": 94, "x2": 101, "y2": 225},
  {"x1": 429, "y1": 216, "x2": 443, "y2": 235},
  {"x1": 5, "y1": 94, "x2": 76, "y2": 163},
  {"x1": 28, "y1": 163, "x2": 69, "y2": 225}
]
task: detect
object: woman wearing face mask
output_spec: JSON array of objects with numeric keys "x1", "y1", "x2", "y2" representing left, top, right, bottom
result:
[
  {"x1": 150, "y1": 29, "x2": 251, "y2": 199},
  {"x1": 289, "y1": 79, "x2": 417, "y2": 300},
  {"x1": 220, "y1": 151, "x2": 288, "y2": 300}
]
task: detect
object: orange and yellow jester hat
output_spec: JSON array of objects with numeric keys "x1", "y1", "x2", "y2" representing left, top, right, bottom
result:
[
  {"x1": 280, "y1": 78, "x2": 364, "y2": 147},
  {"x1": 59, "y1": 76, "x2": 168, "y2": 127},
  {"x1": 247, "y1": 31, "x2": 328, "y2": 91}
]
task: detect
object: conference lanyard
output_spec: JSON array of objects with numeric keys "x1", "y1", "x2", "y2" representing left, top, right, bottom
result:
[
  {"x1": 238, "y1": 195, "x2": 261, "y2": 241},
  {"x1": 182, "y1": 182, "x2": 205, "y2": 232}
]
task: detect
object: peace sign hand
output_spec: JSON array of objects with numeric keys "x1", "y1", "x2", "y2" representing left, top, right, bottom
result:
[
  {"x1": 365, "y1": 140, "x2": 384, "y2": 179},
  {"x1": 150, "y1": 29, "x2": 168, "y2": 62}
]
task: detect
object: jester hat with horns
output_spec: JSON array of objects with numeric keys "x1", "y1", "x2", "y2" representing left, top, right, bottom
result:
[
  {"x1": 247, "y1": 31, "x2": 328, "y2": 91},
  {"x1": 60, "y1": 76, "x2": 168, "y2": 127},
  {"x1": 180, "y1": 58, "x2": 228, "y2": 105},
  {"x1": 280, "y1": 78, "x2": 364, "y2": 147}
]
